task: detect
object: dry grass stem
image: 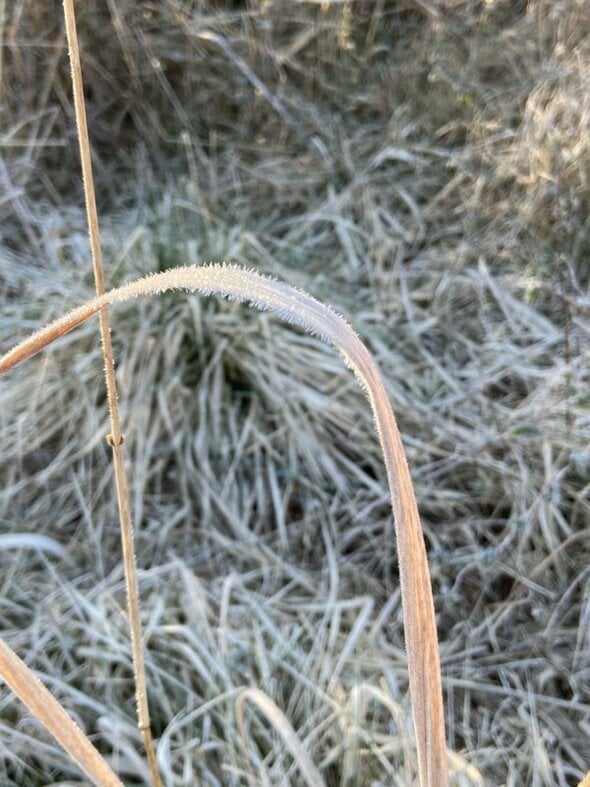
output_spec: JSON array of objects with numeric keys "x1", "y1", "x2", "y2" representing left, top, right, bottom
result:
[
  {"x1": 0, "y1": 637, "x2": 123, "y2": 787},
  {"x1": 62, "y1": 1, "x2": 160, "y2": 783},
  {"x1": 0, "y1": 263, "x2": 447, "y2": 785}
]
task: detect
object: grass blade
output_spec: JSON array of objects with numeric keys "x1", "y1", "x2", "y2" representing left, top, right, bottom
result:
[
  {"x1": 236, "y1": 687, "x2": 325, "y2": 787},
  {"x1": 0, "y1": 636, "x2": 123, "y2": 787},
  {"x1": 0, "y1": 263, "x2": 448, "y2": 784}
]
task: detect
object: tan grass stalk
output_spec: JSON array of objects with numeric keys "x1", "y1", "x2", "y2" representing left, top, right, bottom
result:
[
  {"x1": 0, "y1": 637, "x2": 124, "y2": 787},
  {"x1": 61, "y1": 2, "x2": 160, "y2": 784},
  {"x1": 0, "y1": 263, "x2": 448, "y2": 785}
]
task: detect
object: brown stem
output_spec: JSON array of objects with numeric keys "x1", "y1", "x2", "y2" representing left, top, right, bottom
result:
[{"x1": 62, "y1": 2, "x2": 161, "y2": 784}]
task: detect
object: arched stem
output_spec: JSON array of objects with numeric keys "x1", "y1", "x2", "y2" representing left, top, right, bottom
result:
[{"x1": 0, "y1": 264, "x2": 447, "y2": 785}]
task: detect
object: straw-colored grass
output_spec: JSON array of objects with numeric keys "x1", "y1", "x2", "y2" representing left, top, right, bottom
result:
[
  {"x1": 1, "y1": 261, "x2": 450, "y2": 784},
  {"x1": 0, "y1": 1, "x2": 589, "y2": 785}
]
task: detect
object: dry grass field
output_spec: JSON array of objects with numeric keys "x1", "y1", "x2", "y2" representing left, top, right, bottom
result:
[{"x1": 0, "y1": 1, "x2": 589, "y2": 785}]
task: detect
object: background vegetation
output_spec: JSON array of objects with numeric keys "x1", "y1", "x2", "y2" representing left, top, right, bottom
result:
[{"x1": 0, "y1": 1, "x2": 589, "y2": 784}]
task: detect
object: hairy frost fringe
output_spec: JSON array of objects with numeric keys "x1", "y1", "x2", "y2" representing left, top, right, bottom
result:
[{"x1": 0, "y1": 264, "x2": 354, "y2": 374}]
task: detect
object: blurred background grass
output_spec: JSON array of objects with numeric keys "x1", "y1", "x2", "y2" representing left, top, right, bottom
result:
[{"x1": 0, "y1": 1, "x2": 589, "y2": 784}]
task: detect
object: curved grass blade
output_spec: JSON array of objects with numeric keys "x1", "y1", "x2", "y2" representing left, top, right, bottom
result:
[
  {"x1": 236, "y1": 687, "x2": 325, "y2": 787},
  {"x1": 0, "y1": 264, "x2": 448, "y2": 785}
]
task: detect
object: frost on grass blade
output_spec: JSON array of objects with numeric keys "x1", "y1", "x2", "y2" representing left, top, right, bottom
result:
[{"x1": 105, "y1": 263, "x2": 352, "y2": 348}]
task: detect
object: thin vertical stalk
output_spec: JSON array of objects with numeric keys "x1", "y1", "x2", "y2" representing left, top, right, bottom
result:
[{"x1": 62, "y1": 2, "x2": 161, "y2": 784}]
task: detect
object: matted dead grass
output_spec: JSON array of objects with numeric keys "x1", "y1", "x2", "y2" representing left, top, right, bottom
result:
[{"x1": 0, "y1": 1, "x2": 588, "y2": 785}]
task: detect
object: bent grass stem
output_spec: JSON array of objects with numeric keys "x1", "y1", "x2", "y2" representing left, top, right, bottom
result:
[{"x1": 0, "y1": 263, "x2": 448, "y2": 786}]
